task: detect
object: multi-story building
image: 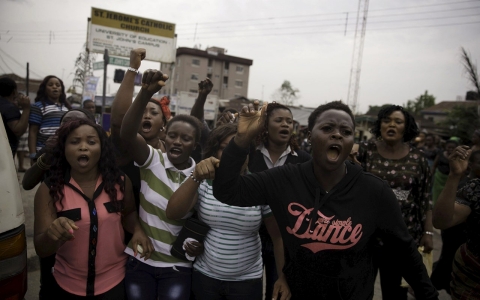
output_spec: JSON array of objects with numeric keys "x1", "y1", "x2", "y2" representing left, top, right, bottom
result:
[{"x1": 160, "y1": 46, "x2": 253, "y2": 99}]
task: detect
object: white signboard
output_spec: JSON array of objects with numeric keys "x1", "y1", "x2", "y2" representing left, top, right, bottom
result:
[
  {"x1": 88, "y1": 7, "x2": 176, "y2": 63},
  {"x1": 176, "y1": 92, "x2": 218, "y2": 121}
]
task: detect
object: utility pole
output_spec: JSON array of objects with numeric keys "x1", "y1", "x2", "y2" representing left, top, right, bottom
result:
[
  {"x1": 346, "y1": 0, "x2": 370, "y2": 114},
  {"x1": 102, "y1": 49, "x2": 109, "y2": 125},
  {"x1": 26, "y1": 63, "x2": 29, "y2": 97}
]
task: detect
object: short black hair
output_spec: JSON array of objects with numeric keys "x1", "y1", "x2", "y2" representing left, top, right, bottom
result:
[
  {"x1": 60, "y1": 108, "x2": 96, "y2": 123},
  {"x1": 165, "y1": 114, "x2": 203, "y2": 143},
  {"x1": 256, "y1": 102, "x2": 298, "y2": 151},
  {"x1": 0, "y1": 77, "x2": 17, "y2": 97},
  {"x1": 370, "y1": 105, "x2": 419, "y2": 142},
  {"x1": 83, "y1": 99, "x2": 94, "y2": 105},
  {"x1": 308, "y1": 101, "x2": 355, "y2": 132}
]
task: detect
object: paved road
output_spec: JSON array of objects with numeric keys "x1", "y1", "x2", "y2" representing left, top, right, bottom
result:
[{"x1": 18, "y1": 172, "x2": 450, "y2": 299}]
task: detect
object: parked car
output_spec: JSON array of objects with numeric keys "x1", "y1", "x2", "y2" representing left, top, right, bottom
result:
[{"x1": 0, "y1": 115, "x2": 27, "y2": 299}]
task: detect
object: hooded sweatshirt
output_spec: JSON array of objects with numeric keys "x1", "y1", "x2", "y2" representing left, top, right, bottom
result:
[{"x1": 213, "y1": 139, "x2": 438, "y2": 300}]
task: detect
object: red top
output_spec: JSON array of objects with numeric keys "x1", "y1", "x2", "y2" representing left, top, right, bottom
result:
[{"x1": 53, "y1": 175, "x2": 127, "y2": 296}]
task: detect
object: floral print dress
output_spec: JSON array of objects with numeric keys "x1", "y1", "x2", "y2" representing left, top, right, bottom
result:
[{"x1": 358, "y1": 142, "x2": 432, "y2": 244}]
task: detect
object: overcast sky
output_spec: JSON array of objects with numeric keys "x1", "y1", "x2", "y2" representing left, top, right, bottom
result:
[{"x1": 1, "y1": 0, "x2": 479, "y2": 114}]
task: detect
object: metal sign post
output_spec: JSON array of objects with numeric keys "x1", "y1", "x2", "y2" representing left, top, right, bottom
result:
[{"x1": 102, "y1": 49, "x2": 109, "y2": 125}]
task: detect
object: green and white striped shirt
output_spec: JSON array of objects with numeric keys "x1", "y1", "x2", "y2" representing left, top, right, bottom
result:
[{"x1": 125, "y1": 145, "x2": 195, "y2": 268}]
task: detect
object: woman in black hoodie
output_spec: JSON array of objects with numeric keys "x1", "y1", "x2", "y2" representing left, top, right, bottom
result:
[{"x1": 209, "y1": 101, "x2": 437, "y2": 299}]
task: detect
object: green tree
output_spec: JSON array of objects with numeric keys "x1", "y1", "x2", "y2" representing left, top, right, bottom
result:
[
  {"x1": 272, "y1": 80, "x2": 299, "y2": 106},
  {"x1": 404, "y1": 91, "x2": 436, "y2": 115},
  {"x1": 441, "y1": 105, "x2": 480, "y2": 144},
  {"x1": 461, "y1": 47, "x2": 479, "y2": 100}
]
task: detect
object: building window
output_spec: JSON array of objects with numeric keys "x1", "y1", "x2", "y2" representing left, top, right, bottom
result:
[
  {"x1": 191, "y1": 74, "x2": 199, "y2": 81},
  {"x1": 236, "y1": 65, "x2": 244, "y2": 73},
  {"x1": 234, "y1": 94, "x2": 242, "y2": 98},
  {"x1": 213, "y1": 89, "x2": 218, "y2": 94},
  {"x1": 235, "y1": 80, "x2": 243, "y2": 88},
  {"x1": 208, "y1": 59, "x2": 213, "y2": 67},
  {"x1": 224, "y1": 62, "x2": 229, "y2": 70},
  {"x1": 192, "y1": 59, "x2": 200, "y2": 66},
  {"x1": 189, "y1": 89, "x2": 198, "y2": 93},
  {"x1": 207, "y1": 74, "x2": 212, "y2": 79},
  {"x1": 215, "y1": 75, "x2": 220, "y2": 78},
  {"x1": 177, "y1": 58, "x2": 181, "y2": 66}
]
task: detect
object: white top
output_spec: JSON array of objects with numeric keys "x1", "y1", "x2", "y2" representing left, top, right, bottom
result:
[
  {"x1": 257, "y1": 144, "x2": 297, "y2": 169},
  {"x1": 193, "y1": 180, "x2": 272, "y2": 281}
]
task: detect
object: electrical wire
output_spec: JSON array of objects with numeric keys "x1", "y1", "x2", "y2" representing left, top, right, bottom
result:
[
  {"x1": 0, "y1": 48, "x2": 44, "y2": 78},
  {"x1": 0, "y1": 54, "x2": 15, "y2": 73},
  {"x1": 177, "y1": 12, "x2": 480, "y2": 37},
  {"x1": 0, "y1": 2, "x2": 478, "y2": 43},
  {"x1": 178, "y1": 20, "x2": 480, "y2": 40},
  {"x1": 176, "y1": 0, "x2": 479, "y2": 27}
]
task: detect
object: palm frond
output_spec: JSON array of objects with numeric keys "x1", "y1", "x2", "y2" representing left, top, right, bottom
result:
[{"x1": 461, "y1": 47, "x2": 480, "y2": 96}]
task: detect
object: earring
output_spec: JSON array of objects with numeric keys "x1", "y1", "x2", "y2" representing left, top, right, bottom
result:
[{"x1": 160, "y1": 127, "x2": 165, "y2": 132}]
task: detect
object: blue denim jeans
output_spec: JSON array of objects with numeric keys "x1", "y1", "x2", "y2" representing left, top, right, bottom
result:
[
  {"x1": 125, "y1": 256, "x2": 192, "y2": 300},
  {"x1": 192, "y1": 269, "x2": 262, "y2": 300}
]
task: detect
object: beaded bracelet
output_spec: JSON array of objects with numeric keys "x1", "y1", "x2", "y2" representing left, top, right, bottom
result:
[
  {"x1": 37, "y1": 154, "x2": 52, "y2": 171},
  {"x1": 424, "y1": 231, "x2": 434, "y2": 236},
  {"x1": 190, "y1": 170, "x2": 203, "y2": 184}
]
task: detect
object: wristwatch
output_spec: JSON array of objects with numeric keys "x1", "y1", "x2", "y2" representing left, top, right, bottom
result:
[{"x1": 29, "y1": 153, "x2": 37, "y2": 159}]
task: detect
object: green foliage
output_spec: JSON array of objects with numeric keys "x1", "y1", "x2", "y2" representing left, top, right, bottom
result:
[
  {"x1": 441, "y1": 105, "x2": 480, "y2": 144},
  {"x1": 404, "y1": 91, "x2": 436, "y2": 115},
  {"x1": 272, "y1": 80, "x2": 300, "y2": 106}
]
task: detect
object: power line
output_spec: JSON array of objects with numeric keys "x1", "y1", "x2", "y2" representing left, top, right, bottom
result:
[
  {"x1": 177, "y1": 12, "x2": 479, "y2": 37},
  {"x1": 0, "y1": 48, "x2": 44, "y2": 78},
  {"x1": 0, "y1": 54, "x2": 15, "y2": 73},
  {"x1": 178, "y1": 20, "x2": 480, "y2": 40},
  {"x1": 0, "y1": 3, "x2": 478, "y2": 39},
  {"x1": 176, "y1": 0, "x2": 478, "y2": 27},
  {"x1": 3, "y1": 9, "x2": 478, "y2": 42}
]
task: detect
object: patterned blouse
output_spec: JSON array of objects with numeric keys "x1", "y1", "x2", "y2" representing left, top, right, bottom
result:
[
  {"x1": 456, "y1": 179, "x2": 480, "y2": 258},
  {"x1": 358, "y1": 142, "x2": 432, "y2": 244}
]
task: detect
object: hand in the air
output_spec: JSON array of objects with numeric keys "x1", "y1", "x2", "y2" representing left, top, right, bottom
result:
[{"x1": 141, "y1": 69, "x2": 169, "y2": 95}]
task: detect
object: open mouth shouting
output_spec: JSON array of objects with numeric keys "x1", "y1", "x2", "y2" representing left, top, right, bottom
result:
[
  {"x1": 278, "y1": 129, "x2": 290, "y2": 139},
  {"x1": 169, "y1": 147, "x2": 183, "y2": 159},
  {"x1": 386, "y1": 129, "x2": 396, "y2": 137},
  {"x1": 142, "y1": 121, "x2": 152, "y2": 133},
  {"x1": 326, "y1": 144, "x2": 342, "y2": 162},
  {"x1": 77, "y1": 154, "x2": 90, "y2": 167}
]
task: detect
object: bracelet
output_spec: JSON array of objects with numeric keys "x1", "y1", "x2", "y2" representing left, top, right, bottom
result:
[
  {"x1": 424, "y1": 231, "x2": 434, "y2": 236},
  {"x1": 127, "y1": 67, "x2": 139, "y2": 74},
  {"x1": 190, "y1": 170, "x2": 203, "y2": 184},
  {"x1": 29, "y1": 153, "x2": 37, "y2": 159},
  {"x1": 37, "y1": 154, "x2": 52, "y2": 171}
]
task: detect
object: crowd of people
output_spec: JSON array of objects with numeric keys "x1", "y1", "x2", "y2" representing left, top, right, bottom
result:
[{"x1": 1, "y1": 48, "x2": 479, "y2": 300}]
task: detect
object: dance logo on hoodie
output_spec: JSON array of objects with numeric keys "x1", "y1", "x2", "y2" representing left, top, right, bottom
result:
[{"x1": 286, "y1": 203, "x2": 363, "y2": 253}]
